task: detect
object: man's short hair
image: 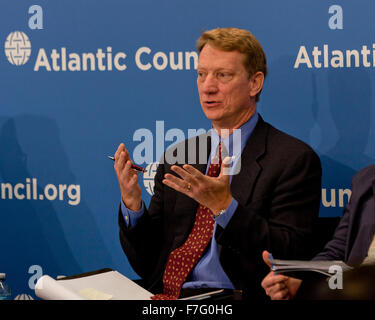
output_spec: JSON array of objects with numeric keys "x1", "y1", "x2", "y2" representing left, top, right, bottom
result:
[{"x1": 196, "y1": 27, "x2": 267, "y2": 102}]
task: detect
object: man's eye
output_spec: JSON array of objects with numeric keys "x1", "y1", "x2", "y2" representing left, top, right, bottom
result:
[
  {"x1": 217, "y1": 73, "x2": 232, "y2": 81},
  {"x1": 197, "y1": 72, "x2": 207, "y2": 81}
]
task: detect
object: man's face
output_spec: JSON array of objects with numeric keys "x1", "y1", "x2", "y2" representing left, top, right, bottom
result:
[{"x1": 197, "y1": 44, "x2": 256, "y2": 130}]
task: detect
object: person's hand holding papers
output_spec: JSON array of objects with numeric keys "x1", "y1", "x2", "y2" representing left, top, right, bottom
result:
[{"x1": 261, "y1": 250, "x2": 302, "y2": 300}]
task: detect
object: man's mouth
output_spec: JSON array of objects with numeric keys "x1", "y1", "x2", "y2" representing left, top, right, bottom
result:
[{"x1": 204, "y1": 101, "x2": 220, "y2": 107}]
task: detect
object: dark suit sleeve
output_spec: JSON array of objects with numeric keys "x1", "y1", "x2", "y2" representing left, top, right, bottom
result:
[
  {"x1": 311, "y1": 206, "x2": 349, "y2": 261},
  {"x1": 118, "y1": 161, "x2": 166, "y2": 282},
  {"x1": 216, "y1": 147, "x2": 322, "y2": 263},
  {"x1": 312, "y1": 164, "x2": 375, "y2": 262}
]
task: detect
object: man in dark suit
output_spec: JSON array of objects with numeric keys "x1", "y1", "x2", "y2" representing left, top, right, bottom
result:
[
  {"x1": 114, "y1": 27, "x2": 322, "y2": 300},
  {"x1": 261, "y1": 164, "x2": 375, "y2": 300}
]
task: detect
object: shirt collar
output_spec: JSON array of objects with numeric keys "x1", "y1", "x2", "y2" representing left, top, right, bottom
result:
[{"x1": 209, "y1": 111, "x2": 259, "y2": 161}]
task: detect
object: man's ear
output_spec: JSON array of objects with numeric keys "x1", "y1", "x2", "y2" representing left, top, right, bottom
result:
[{"x1": 249, "y1": 71, "x2": 265, "y2": 98}]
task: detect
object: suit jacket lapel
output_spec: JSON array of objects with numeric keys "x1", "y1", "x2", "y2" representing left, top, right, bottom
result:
[{"x1": 231, "y1": 117, "x2": 268, "y2": 206}]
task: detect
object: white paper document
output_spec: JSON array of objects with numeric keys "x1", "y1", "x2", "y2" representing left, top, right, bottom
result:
[
  {"x1": 35, "y1": 270, "x2": 153, "y2": 300},
  {"x1": 271, "y1": 259, "x2": 353, "y2": 277}
]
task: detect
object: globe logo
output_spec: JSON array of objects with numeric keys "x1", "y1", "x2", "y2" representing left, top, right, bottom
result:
[
  {"x1": 4, "y1": 31, "x2": 32, "y2": 66},
  {"x1": 143, "y1": 162, "x2": 159, "y2": 195}
]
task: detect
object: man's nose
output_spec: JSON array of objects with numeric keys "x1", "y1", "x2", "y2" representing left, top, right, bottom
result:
[{"x1": 201, "y1": 74, "x2": 219, "y2": 94}]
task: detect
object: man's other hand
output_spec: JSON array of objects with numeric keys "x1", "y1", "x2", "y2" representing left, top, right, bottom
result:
[
  {"x1": 114, "y1": 143, "x2": 142, "y2": 211},
  {"x1": 261, "y1": 250, "x2": 302, "y2": 300},
  {"x1": 162, "y1": 156, "x2": 233, "y2": 215}
]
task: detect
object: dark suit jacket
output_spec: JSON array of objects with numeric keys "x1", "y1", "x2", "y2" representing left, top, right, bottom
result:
[
  {"x1": 313, "y1": 164, "x2": 375, "y2": 266},
  {"x1": 118, "y1": 116, "x2": 322, "y2": 299}
]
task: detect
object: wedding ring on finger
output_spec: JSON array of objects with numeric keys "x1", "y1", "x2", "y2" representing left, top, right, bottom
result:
[{"x1": 186, "y1": 183, "x2": 191, "y2": 191}]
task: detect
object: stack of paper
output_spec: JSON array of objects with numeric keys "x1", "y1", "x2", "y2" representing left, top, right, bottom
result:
[
  {"x1": 271, "y1": 259, "x2": 353, "y2": 278},
  {"x1": 35, "y1": 270, "x2": 153, "y2": 300}
]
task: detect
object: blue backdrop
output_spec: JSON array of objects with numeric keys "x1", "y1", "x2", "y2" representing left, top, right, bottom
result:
[{"x1": 0, "y1": 0, "x2": 374, "y2": 298}]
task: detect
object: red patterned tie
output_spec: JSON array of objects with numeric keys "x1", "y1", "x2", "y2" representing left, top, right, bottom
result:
[{"x1": 152, "y1": 143, "x2": 223, "y2": 300}]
